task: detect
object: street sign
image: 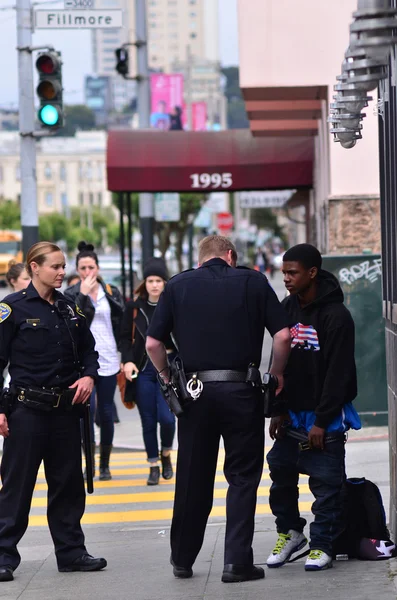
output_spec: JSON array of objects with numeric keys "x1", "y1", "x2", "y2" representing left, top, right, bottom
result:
[
  {"x1": 217, "y1": 212, "x2": 234, "y2": 232},
  {"x1": 64, "y1": 0, "x2": 94, "y2": 9},
  {"x1": 239, "y1": 190, "x2": 296, "y2": 209},
  {"x1": 35, "y1": 9, "x2": 123, "y2": 29},
  {"x1": 205, "y1": 192, "x2": 229, "y2": 213},
  {"x1": 154, "y1": 193, "x2": 181, "y2": 222}
]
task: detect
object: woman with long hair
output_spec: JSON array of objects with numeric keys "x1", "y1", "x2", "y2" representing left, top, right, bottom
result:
[
  {"x1": 120, "y1": 258, "x2": 176, "y2": 486},
  {"x1": 64, "y1": 241, "x2": 124, "y2": 481},
  {"x1": 5, "y1": 261, "x2": 30, "y2": 291}
]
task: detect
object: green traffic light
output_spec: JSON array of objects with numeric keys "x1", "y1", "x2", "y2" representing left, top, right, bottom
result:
[{"x1": 39, "y1": 104, "x2": 59, "y2": 126}]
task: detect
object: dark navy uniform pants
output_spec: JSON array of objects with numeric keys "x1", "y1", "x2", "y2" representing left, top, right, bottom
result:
[
  {"x1": 0, "y1": 403, "x2": 87, "y2": 570},
  {"x1": 171, "y1": 382, "x2": 264, "y2": 568}
]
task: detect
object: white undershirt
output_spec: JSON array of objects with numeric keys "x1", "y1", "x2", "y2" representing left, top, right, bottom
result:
[{"x1": 89, "y1": 285, "x2": 119, "y2": 377}]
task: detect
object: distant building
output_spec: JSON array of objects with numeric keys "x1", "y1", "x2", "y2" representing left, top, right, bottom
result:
[
  {"x1": 0, "y1": 109, "x2": 19, "y2": 132},
  {"x1": 0, "y1": 131, "x2": 112, "y2": 215},
  {"x1": 90, "y1": 0, "x2": 219, "y2": 112}
]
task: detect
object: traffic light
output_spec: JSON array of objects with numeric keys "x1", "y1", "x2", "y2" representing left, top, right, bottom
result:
[
  {"x1": 115, "y1": 47, "x2": 129, "y2": 77},
  {"x1": 36, "y1": 51, "x2": 63, "y2": 129}
]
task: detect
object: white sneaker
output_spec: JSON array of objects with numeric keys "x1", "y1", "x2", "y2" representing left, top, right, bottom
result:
[
  {"x1": 304, "y1": 550, "x2": 333, "y2": 571},
  {"x1": 267, "y1": 530, "x2": 308, "y2": 568}
]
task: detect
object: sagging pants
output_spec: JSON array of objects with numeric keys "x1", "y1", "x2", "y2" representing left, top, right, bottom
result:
[
  {"x1": 135, "y1": 361, "x2": 176, "y2": 462},
  {"x1": 266, "y1": 434, "x2": 346, "y2": 556},
  {"x1": 171, "y1": 382, "x2": 264, "y2": 568},
  {"x1": 0, "y1": 403, "x2": 86, "y2": 570}
]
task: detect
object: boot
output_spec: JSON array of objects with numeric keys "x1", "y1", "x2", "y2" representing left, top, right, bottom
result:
[
  {"x1": 99, "y1": 444, "x2": 112, "y2": 481},
  {"x1": 147, "y1": 466, "x2": 160, "y2": 486},
  {"x1": 84, "y1": 443, "x2": 96, "y2": 480},
  {"x1": 161, "y1": 453, "x2": 173, "y2": 480}
]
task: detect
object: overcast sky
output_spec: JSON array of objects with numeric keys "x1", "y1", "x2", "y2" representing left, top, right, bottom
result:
[{"x1": 0, "y1": 0, "x2": 239, "y2": 107}]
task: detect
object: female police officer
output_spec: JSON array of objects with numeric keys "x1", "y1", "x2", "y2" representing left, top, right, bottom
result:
[{"x1": 0, "y1": 242, "x2": 106, "y2": 582}]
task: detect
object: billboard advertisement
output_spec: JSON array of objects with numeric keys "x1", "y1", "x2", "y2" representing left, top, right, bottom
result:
[{"x1": 150, "y1": 74, "x2": 184, "y2": 130}]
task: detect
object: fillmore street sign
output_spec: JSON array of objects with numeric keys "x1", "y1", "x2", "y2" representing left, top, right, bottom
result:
[{"x1": 35, "y1": 9, "x2": 123, "y2": 29}]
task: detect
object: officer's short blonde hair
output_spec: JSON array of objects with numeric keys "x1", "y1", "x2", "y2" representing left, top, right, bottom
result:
[
  {"x1": 26, "y1": 241, "x2": 62, "y2": 277},
  {"x1": 198, "y1": 235, "x2": 237, "y2": 264}
]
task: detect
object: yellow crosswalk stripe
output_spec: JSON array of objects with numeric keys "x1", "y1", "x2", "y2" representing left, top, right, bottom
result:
[
  {"x1": 30, "y1": 484, "x2": 312, "y2": 507},
  {"x1": 26, "y1": 449, "x2": 313, "y2": 527},
  {"x1": 28, "y1": 501, "x2": 313, "y2": 526},
  {"x1": 34, "y1": 474, "x2": 309, "y2": 490}
]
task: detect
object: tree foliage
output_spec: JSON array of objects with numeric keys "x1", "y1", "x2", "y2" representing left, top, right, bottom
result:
[
  {"x1": 0, "y1": 200, "x2": 21, "y2": 229},
  {"x1": 250, "y1": 208, "x2": 287, "y2": 242},
  {"x1": 155, "y1": 193, "x2": 204, "y2": 271}
]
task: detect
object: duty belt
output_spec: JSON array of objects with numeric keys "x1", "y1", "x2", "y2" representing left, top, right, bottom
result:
[
  {"x1": 185, "y1": 367, "x2": 262, "y2": 385},
  {"x1": 186, "y1": 370, "x2": 248, "y2": 383},
  {"x1": 13, "y1": 385, "x2": 76, "y2": 411}
]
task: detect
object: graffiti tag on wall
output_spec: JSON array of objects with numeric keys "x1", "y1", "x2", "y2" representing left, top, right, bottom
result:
[{"x1": 339, "y1": 258, "x2": 382, "y2": 285}]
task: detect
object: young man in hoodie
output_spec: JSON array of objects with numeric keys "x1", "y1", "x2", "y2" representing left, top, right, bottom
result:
[{"x1": 266, "y1": 243, "x2": 361, "y2": 572}]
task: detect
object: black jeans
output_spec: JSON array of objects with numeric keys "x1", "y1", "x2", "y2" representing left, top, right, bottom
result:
[
  {"x1": 0, "y1": 403, "x2": 86, "y2": 570},
  {"x1": 266, "y1": 434, "x2": 346, "y2": 556},
  {"x1": 171, "y1": 382, "x2": 264, "y2": 568}
]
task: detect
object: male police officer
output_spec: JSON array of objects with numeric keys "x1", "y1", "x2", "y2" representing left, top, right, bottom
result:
[{"x1": 146, "y1": 235, "x2": 291, "y2": 583}]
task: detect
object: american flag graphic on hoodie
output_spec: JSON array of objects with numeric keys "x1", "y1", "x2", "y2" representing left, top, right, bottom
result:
[{"x1": 290, "y1": 323, "x2": 320, "y2": 352}]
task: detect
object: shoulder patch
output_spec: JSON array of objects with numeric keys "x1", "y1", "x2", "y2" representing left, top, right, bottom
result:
[
  {"x1": 75, "y1": 304, "x2": 86, "y2": 318},
  {"x1": 0, "y1": 303, "x2": 12, "y2": 323}
]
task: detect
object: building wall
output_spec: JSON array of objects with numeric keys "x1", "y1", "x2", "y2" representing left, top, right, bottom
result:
[
  {"x1": 0, "y1": 132, "x2": 112, "y2": 215},
  {"x1": 237, "y1": 0, "x2": 380, "y2": 216},
  {"x1": 328, "y1": 196, "x2": 381, "y2": 255}
]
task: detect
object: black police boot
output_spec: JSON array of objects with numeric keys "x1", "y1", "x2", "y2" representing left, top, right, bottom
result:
[
  {"x1": 83, "y1": 443, "x2": 96, "y2": 480},
  {"x1": 147, "y1": 465, "x2": 160, "y2": 486},
  {"x1": 221, "y1": 564, "x2": 265, "y2": 583},
  {"x1": 58, "y1": 554, "x2": 107, "y2": 572},
  {"x1": 161, "y1": 453, "x2": 173, "y2": 480},
  {"x1": 99, "y1": 444, "x2": 112, "y2": 481},
  {"x1": 170, "y1": 556, "x2": 193, "y2": 579},
  {"x1": 0, "y1": 566, "x2": 14, "y2": 582}
]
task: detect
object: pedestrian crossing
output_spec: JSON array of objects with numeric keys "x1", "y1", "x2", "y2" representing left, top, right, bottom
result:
[{"x1": 28, "y1": 449, "x2": 313, "y2": 527}]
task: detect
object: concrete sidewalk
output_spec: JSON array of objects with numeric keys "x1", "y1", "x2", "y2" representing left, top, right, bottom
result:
[{"x1": 2, "y1": 512, "x2": 397, "y2": 600}]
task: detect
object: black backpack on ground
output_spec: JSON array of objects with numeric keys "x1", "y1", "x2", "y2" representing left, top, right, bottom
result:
[
  {"x1": 291, "y1": 477, "x2": 396, "y2": 562},
  {"x1": 333, "y1": 477, "x2": 395, "y2": 560}
]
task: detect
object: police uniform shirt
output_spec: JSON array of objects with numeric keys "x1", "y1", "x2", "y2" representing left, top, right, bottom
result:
[
  {"x1": 147, "y1": 258, "x2": 289, "y2": 372},
  {"x1": 0, "y1": 282, "x2": 99, "y2": 389}
]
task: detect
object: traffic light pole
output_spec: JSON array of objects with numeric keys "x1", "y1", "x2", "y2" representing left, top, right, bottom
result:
[
  {"x1": 16, "y1": 0, "x2": 39, "y2": 257},
  {"x1": 135, "y1": 0, "x2": 154, "y2": 266}
]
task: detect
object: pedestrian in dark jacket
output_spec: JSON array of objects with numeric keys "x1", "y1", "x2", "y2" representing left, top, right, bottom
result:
[
  {"x1": 64, "y1": 241, "x2": 124, "y2": 481},
  {"x1": 120, "y1": 257, "x2": 176, "y2": 486},
  {"x1": 266, "y1": 243, "x2": 361, "y2": 572}
]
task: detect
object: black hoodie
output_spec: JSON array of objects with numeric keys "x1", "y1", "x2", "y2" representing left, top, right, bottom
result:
[{"x1": 282, "y1": 269, "x2": 357, "y2": 428}]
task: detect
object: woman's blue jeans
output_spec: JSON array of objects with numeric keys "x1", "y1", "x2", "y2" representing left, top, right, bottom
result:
[
  {"x1": 90, "y1": 374, "x2": 117, "y2": 446},
  {"x1": 136, "y1": 361, "x2": 176, "y2": 462}
]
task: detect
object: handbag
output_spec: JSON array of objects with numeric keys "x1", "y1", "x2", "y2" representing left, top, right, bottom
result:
[{"x1": 118, "y1": 307, "x2": 138, "y2": 409}]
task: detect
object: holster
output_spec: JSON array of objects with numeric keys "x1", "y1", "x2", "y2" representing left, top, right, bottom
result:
[
  {"x1": 0, "y1": 388, "x2": 15, "y2": 417},
  {"x1": 157, "y1": 373, "x2": 184, "y2": 418},
  {"x1": 171, "y1": 356, "x2": 191, "y2": 403},
  {"x1": 262, "y1": 373, "x2": 282, "y2": 418}
]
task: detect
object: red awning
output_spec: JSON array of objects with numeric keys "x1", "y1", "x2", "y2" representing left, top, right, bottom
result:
[{"x1": 107, "y1": 129, "x2": 314, "y2": 193}]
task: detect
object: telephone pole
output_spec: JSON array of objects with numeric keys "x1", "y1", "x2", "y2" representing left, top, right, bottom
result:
[
  {"x1": 135, "y1": 0, "x2": 154, "y2": 265},
  {"x1": 17, "y1": 0, "x2": 39, "y2": 257}
]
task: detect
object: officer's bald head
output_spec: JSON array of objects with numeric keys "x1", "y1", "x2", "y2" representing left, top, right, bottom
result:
[{"x1": 198, "y1": 235, "x2": 237, "y2": 267}]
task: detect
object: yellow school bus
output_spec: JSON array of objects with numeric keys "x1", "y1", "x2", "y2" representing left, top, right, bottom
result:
[{"x1": 0, "y1": 231, "x2": 23, "y2": 284}]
